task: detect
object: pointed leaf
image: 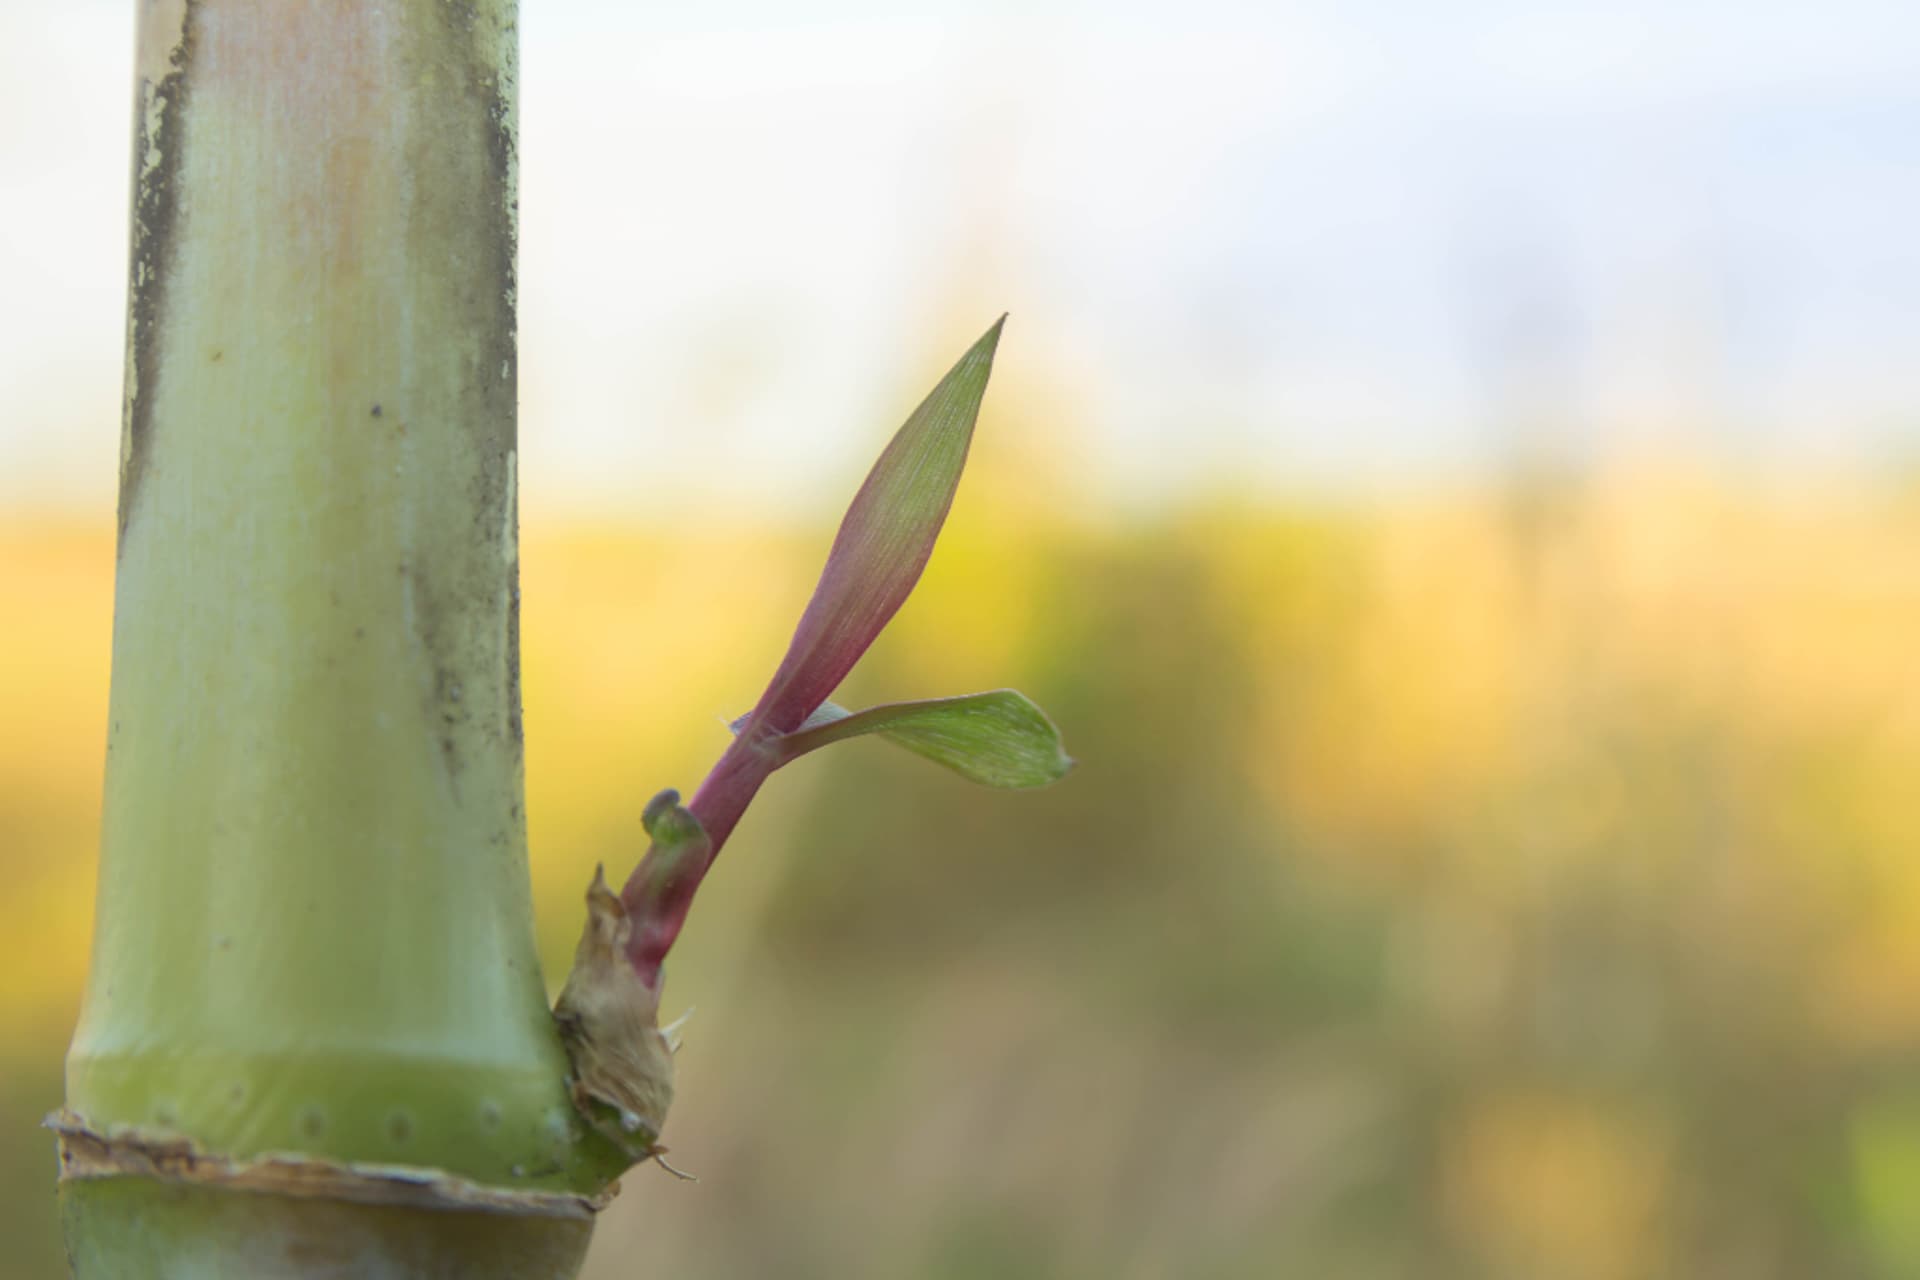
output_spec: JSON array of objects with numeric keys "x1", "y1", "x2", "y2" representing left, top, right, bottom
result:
[
  {"x1": 746, "y1": 690, "x2": 1074, "y2": 789},
  {"x1": 743, "y1": 318, "x2": 1005, "y2": 736}
]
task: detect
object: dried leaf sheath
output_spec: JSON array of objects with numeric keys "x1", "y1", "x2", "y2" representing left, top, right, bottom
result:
[{"x1": 554, "y1": 797, "x2": 709, "y2": 1160}]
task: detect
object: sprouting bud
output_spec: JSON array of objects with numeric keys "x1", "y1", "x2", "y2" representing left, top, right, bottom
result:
[{"x1": 556, "y1": 318, "x2": 1073, "y2": 1173}]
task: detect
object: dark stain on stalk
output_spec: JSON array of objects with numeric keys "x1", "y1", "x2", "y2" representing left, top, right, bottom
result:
[
  {"x1": 120, "y1": 0, "x2": 200, "y2": 551},
  {"x1": 404, "y1": 3, "x2": 521, "y2": 784},
  {"x1": 506, "y1": 558, "x2": 522, "y2": 747}
]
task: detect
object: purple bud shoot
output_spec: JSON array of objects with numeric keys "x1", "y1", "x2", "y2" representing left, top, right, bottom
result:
[{"x1": 620, "y1": 317, "x2": 1008, "y2": 985}]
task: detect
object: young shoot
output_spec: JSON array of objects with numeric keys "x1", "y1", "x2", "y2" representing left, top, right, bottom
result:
[{"x1": 553, "y1": 317, "x2": 1072, "y2": 1164}]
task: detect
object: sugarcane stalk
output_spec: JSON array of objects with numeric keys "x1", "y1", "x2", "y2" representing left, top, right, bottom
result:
[{"x1": 57, "y1": 1, "x2": 622, "y2": 1272}]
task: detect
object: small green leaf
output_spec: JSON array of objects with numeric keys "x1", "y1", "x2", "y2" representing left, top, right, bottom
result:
[
  {"x1": 753, "y1": 690, "x2": 1074, "y2": 789},
  {"x1": 640, "y1": 787, "x2": 704, "y2": 851}
]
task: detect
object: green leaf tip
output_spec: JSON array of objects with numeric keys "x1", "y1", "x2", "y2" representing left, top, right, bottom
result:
[{"x1": 736, "y1": 689, "x2": 1074, "y2": 789}]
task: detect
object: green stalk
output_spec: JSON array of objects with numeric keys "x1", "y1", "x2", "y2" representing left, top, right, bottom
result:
[{"x1": 58, "y1": 0, "x2": 620, "y2": 1272}]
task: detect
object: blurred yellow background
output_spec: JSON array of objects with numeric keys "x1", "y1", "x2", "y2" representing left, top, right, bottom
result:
[
  {"x1": 6, "y1": 1, "x2": 1920, "y2": 1278},
  {"x1": 9, "y1": 474, "x2": 1920, "y2": 1278}
]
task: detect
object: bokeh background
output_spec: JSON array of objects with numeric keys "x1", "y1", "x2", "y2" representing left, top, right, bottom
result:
[{"x1": 6, "y1": 1, "x2": 1920, "y2": 1277}]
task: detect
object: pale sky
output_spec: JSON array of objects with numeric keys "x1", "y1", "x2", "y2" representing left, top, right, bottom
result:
[{"x1": 4, "y1": 0, "x2": 1918, "y2": 514}]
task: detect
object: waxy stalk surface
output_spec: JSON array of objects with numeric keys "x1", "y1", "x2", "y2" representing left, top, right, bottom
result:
[{"x1": 59, "y1": 2, "x2": 618, "y2": 1274}]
